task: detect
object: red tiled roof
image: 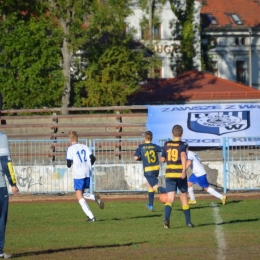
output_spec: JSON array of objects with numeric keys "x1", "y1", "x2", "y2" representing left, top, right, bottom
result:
[
  {"x1": 129, "y1": 71, "x2": 260, "y2": 104},
  {"x1": 200, "y1": 0, "x2": 260, "y2": 29}
]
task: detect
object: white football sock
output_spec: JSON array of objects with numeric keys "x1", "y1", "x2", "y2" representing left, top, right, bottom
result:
[
  {"x1": 83, "y1": 192, "x2": 95, "y2": 201},
  {"x1": 207, "y1": 187, "x2": 222, "y2": 199},
  {"x1": 188, "y1": 186, "x2": 196, "y2": 201},
  {"x1": 79, "y1": 198, "x2": 94, "y2": 219}
]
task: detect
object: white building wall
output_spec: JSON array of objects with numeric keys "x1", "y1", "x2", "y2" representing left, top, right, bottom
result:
[
  {"x1": 127, "y1": 0, "x2": 202, "y2": 78},
  {"x1": 204, "y1": 32, "x2": 260, "y2": 89}
]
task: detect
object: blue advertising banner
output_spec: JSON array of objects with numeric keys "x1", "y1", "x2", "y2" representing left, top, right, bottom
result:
[{"x1": 146, "y1": 103, "x2": 260, "y2": 147}]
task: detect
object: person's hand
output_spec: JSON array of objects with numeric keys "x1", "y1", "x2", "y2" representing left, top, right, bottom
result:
[
  {"x1": 11, "y1": 186, "x2": 19, "y2": 195},
  {"x1": 181, "y1": 170, "x2": 186, "y2": 179}
]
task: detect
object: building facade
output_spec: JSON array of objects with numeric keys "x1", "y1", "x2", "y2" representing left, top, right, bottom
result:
[
  {"x1": 126, "y1": 0, "x2": 202, "y2": 78},
  {"x1": 200, "y1": 0, "x2": 260, "y2": 89},
  {"x1": 126, "y1": 0, "x2": 260, "y2": 90}
]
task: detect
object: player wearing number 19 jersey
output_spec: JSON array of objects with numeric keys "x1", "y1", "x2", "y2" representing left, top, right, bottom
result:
[
  {"x1": 134, "y1": 131, "x2": 166, "y2": 211},
  {"x1": 66, "y1": 130, "x2": 104, "y2": 223},
  {"x1": 160, "y1": 125, "x2": 193, "y2": 229}
]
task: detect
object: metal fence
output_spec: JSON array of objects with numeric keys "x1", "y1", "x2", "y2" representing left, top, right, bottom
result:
[
  {"x1": 92, "y1": 139, "x2": 165, "y2": 193},
  {"x1": 222, "y1": 136, "x2": 260, "y2": 193},
  {"x1": 8, "y1": 139, "x2": 90, "y2": 194},
  {"x1": 7, "y1": 137, "x2": 260, "y2": 194}
]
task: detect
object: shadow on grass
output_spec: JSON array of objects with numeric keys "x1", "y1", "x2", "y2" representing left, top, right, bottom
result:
[
  {"x1": 175, "y1": 199, "x2": 243, "y2": 211},
  {"x1": 12, "y1": 242, "x2": 148, "y2": 258},
  {"x1": 108, "y1": 213, "x2": 162, "y2": 221},
  {"x1": 195, "y1": 217, "x2": 260, "y2": 228},
  {"x1": 218, "y1": 217, "x2": 260, "y2": 225}
]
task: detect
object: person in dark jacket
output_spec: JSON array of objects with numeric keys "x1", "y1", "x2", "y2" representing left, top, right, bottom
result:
[{"x1": 0, "y1": 131, "x2": 19, "y2": 259}]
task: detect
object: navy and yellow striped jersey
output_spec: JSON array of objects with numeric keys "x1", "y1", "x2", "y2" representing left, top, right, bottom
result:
[
  {"x1": 161, "y1": 140, "x2": 188, "y2": 178},
  {"x1": 134, "y1": 143, "x2": 162, "y2": 174}
]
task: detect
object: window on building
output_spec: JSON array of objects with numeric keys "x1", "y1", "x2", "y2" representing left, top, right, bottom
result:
[
  {"x1": 205, "y1": 13, "x2": 218, "y2": 25},
  {"x1": 232, "y1": 14, "x2": 243, "y2": 25},
  {"x1": 153, "y1": 24, "x2": 161, "y2": 39},
  {"x1": 235, "y1": 37, "x2": 246, "y2": 45},
  {"x1": 236, "y1": 61, "x2": 246, "y2": 83},
  {"x1": 141, "y1": 24, "x2": 161, "y2": 40}
]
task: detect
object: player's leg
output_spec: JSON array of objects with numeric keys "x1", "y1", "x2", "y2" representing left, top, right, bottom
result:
[
  {"x1": 145, "y1": 174, "x2": 159, "y2": 211},
  {"x1": 83, "y1": 190, "x2": 95, "y2": 200},
  {"x1": 0, "y1": 186, "x2": 9, "y2": 257},
  {"x1": 198, "y1": 175, "x2": 227, "y2": 205},
  {"x1": 146, "y1": 180, "x2": 154, "y2": 211},
  {"x1": 153, "y1": 184, "x2": 166, "y2": 194},
  {"x1": 163, "y1": 179, "x2": 176, "y2": 229},
  {"x1": 178, "y1": 178, "x2": 194, "y2": 228},
  {"x1": 74, "y1": 178, "x2": 95, "y2": 221},
  {"x1": 83, "y1": 179, "x2": 104, "y2": 209},
  {"x1": 187, "y1": 174, "x2": 197, "y2": 204}
]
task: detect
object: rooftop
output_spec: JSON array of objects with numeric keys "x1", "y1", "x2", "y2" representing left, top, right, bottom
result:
[
  {"x1": 129, "y1": 70, "x2": 260, "y2": 104},
  {"x1": 200, "y1": 0, "x2": 260, "y2": 30}
]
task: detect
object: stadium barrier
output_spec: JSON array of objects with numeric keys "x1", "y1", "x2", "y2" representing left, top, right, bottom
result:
[
  {"x1": 6, "y1": 137, "x2": 260, "y2": 194},
  {"x1": 222, "y1": 136, "x2": 260, "y2": 193}
]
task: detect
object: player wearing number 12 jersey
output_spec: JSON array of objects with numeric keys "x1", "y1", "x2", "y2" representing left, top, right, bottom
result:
[
  {"x1": 160, "y1": 125, "x2": 193, "y2": 229},
  {"x1": 66, "y1": 130, "x2": 104, "y2": 223},
  {"x1": 134, "y1": 131, "x2": 166, "y2": 211}
]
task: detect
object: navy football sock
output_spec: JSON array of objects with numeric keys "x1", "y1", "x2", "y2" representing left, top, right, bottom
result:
[{"x1": 148, "y1": 191, "x2": 155, "y2": 206}]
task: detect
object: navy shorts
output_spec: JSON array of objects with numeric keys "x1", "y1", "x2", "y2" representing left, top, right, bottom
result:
[
  {"x1": 74, "y1": 177, "x2": 90, "y2": 191},
  {"x1": 144, "y1": 173, "x2": 159, "y2": 187},
  {"x1": 165, "y1": 177, "x2": 188, "y2": 193}
]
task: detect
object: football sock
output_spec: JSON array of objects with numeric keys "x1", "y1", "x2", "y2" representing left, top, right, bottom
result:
[
  {"x1": 148, "y1": 189, "x2": 155, "y2": 206},
  {"x1": 157, "y1": 186, "x2": 166, "y2": 194},
  {"x1": 79, "y1": 198, "x2": 94, "y2": 219},
  {"x1": 83, "y1": 192, "x2": 95, "y2": 201},
  {"x1": 164, "y1": 202, "x2": 172, "y2": 221},
  {"x1": 188, "y1": 186, "x2": 196, "y2": 201},
  {"x1": 182, "y1": 205, "x2": 192, "y2": 225},
  {"x1": 207, "y1": 187, "x2": 222, "y2": 199}
]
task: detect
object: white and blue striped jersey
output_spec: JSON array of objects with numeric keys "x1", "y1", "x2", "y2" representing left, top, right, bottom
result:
[
  {"x1": 186, "y1": 150, "x2": 206, "y2": 177},
  {"x1": 66, "y1": 143, "x2": 93, "y2": 179}
]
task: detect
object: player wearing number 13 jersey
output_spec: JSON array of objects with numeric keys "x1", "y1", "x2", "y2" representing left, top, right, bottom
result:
[
  {"x1": 160, "y1": 125, "x2": 193, "y2": 229},
  {"x1": 134, "y1": 131, "x2": 166, "y2": 211},
  {"x1": 66, "y1": 130, "x2": 104, "y2": 223}
]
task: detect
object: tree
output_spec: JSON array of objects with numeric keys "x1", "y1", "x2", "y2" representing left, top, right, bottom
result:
[
  {"x1": 138, "y1": 0, "x2": 167, "y2": 78},
  {"x1": 0, "y1": 0, "x2": 150, "y2": 109},
  {"x1": 0, "y1": 0, "x2": 92, "y2": 110},
  {"x1": 0, "y1": 4, "x2": 64, "y2": 109},
  {"x1": 73, "y1": 0, "x2": 149, "y2": 107},
  {"x1": 170, "y1": 0, "x2": 197, "y2": 74},
  {"x1": 46, "y1": 0, "x2": 92, "y2": 112}
]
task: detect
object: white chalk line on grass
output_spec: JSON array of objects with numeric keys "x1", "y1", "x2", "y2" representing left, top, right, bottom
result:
[{"x1": 211, "y1": 202, "x2": 226, "y2": 260}]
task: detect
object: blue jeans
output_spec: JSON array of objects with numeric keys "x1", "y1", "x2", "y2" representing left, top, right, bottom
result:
[
  {"x1": 0, "y1": 156, "x2": 10, "y2": 254},
  {"x1": 0, "y1": 186, "x2": 8, "y2": 254}
]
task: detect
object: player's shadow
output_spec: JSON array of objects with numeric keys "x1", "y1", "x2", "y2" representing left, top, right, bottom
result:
[
  {"x1": 220, "y1": 199, "x2": 242, "y2": 205},
  {"x1": 195, "y1": 217, "x2": 260, "y2": 228},
  {"x1": 176, "y1": 199, "x2": 243, "y2": 211},
  {"x1": 11, "y1": 242, "x2": 148, "y2": 258},
  {"x1": 175, "y1": 205, "x2": 213, "y2": 211},
  {"x1": 108, "y1": 213, "x2": 162, "y2": 221}
]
